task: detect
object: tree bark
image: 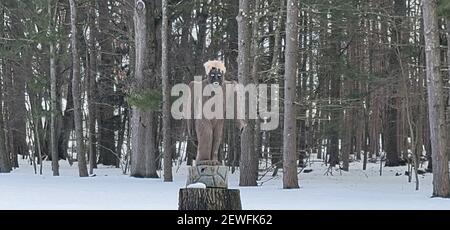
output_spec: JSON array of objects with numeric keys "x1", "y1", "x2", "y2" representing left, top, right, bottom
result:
[
  {"x1": 225, "y1": 0, "x2": 239, "y2": 81},
  {"x1": 9, "y1": 2, "x2": 28, "y2": 167},
  {"x1": 0, "y1": 65, "x2": 11, "y2": 173},
  {"x1": 179, "y1": 188, "x2": 242, "y2": 210},
  {"x1": 194, "y1": 1, "x2": 208, "y2": 75},
  {"x1": 328, "y1": 4, "x2": 341, "y2": 168},
  {"x1": 298, "y1": 11, "x2": 308, "y2": 168},
  {"x1": 282, "y1": 0, "x2": 300, "y2": 189},
  {"x1": 385, "y1": 0, "x2": 406, "y2": 167},
  {"x1": 88, "y1": 2, "x2": 97, "y2": 174},
  {"x1": 0, "y1": 10, "x2": 11, "y2": 173},
  {"x1": 162, "y1": 0, "x2": 173, "y2": 182},
  {"x1": 423, "y1": 0, "x2": 450, "y2": 198},
  {"x1": 49, "y1": 0, "x2": 59, "y2": 176},
  {"x1": 268, "y1": 1, "x2": 284, "y2": 168},
  {"x1": 131, "y1": 0, "x2": 159, "y2": 178},
  {"x1": 97, "y1": 0, "x2": 118, "y2": 167},
  {"x1": 250, "y1": 0, "x2": 261, "y2": 170},
  {"x1": 237, "y1": 0, "x2": 257, "y2": 186},
  {"x1": 69, "y1": 0, "x2": 88, "y2": 177}
]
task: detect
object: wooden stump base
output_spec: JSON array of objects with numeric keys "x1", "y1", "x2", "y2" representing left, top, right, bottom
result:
[{"x1": 178, "y1": 188, "x2": 242, "y2": 210}]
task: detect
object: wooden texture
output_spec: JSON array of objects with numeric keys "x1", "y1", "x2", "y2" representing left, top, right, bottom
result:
[{"x1": 178, "y1": 188, "x2": 242, "y2": 210}]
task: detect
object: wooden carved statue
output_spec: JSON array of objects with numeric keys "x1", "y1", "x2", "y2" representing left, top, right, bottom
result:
[{"x1": 187, "y1": 60, "x2": 246, "y2": 166}]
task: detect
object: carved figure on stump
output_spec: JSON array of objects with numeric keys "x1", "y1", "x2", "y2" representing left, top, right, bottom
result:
[
  {"x1": 187, "y1": 60, "x2": 246, "y2": 166},
  {"x1": 180, "y1": 60, "x2": 244, "y2": 210}
]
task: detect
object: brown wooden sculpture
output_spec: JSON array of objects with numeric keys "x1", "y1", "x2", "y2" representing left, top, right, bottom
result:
[{"x1": 187, "y1": 60, "x2": 246, "y2": 166}]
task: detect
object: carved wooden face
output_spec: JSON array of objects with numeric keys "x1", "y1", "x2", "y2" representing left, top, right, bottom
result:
[{"x1": 208, "y1": 67, "x2": 224, "y2": 87}]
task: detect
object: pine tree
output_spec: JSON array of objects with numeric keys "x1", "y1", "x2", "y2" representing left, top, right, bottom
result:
[
  {"x1": 282, "y1": 0, "x2": 300, "y2": 189},
  {"x1": 423, "y1": 0, "x2": 450, "y2": 198},
  {"x1": 69, "y1": 0, "x2": 88, "y2": 177}
]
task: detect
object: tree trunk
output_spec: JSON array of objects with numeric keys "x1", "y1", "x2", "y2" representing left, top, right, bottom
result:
[
  {"x1": 131, "y1": 0, "x2": 159, "y2": 178},
  {"x1": 97, "y1": 0, "x2": 118, "y2": 167},
  {"x1": 385, "y1": 0, "x2": 406, "y2": 167},
  {"x1": 237, "y1": 0, "x2": 257, "y2": 186},
  {"x1": 268, "y1": 0, "x2": 284, "y2": 168},
  {"x1": 194, "y1": 1, "x2": 208, "y2": 75},
  {"x1": 363, "y1": 105, "x2": 369, "y2": 170},
  {"x1": 69, "y1": 0, "x2": 88, "y2": 177},
  {"x1": 225, "y1": 0, "x2": 239, "y2": 81},
  {"x1": 423, "y1": 0, "x2": 450, "y2": 198},
  {"x1": 385, "y1": 102, "x2": 400, "y2": 166},
  {"x1": 33, "y1": 116, "x2": 43, "y2": 175},
  {"x1": 50, "y1": 32, "x2": 59, "y2": 176},
  {"x1": 250, "y1": 0, "x2": 261, "y2": 170},
  {"x1": 59, "y1": 80, "x2": 74, "y2": 163},
  {"x1": 162, "y1": 0, "x2": 173, "y2": 182},
  {"x1": 49, "y1": 0, "x2": 59, "y2": 176},
  {"x1": 298, "y1": 11, "x2": 309, "y2": 168},
  {"x1": 179, "y1": 188, "x2": 242, "y2": 210},
  {"x1": 0, "y1": 63, "x2": 11, "y2": 173},
  {"x1": 88, "y1": 2, "x2": 97, "y2": 174},
  {"x1": 282, "y1": 0, "x2": 299, "y2": 189},
  {"x1": 0, "y1": 10, "x2": 11, "y2": 173},
  {"x1": 9, "y1": 4, "x2": 28, "y2": 167},
  {"x1": 328, "y1": 10, "x2": 341, "y2": 168}
]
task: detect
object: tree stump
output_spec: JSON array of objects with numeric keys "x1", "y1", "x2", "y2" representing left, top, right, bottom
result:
[{"x1": 178, "y1": 188, "x2": 242, "y2": 210}]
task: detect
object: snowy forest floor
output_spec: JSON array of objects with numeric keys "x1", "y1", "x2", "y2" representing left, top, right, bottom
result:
[{"x1": 1, "y1": 158, "x2": 450, "y2": 210}]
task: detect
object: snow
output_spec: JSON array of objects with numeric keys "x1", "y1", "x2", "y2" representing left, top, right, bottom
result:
[
  {"x1": 187, "y1": 183, "x2": 207, "y2": 189},
  {"x1": 1, "y1": 158, "x2": 450, "y2": 210}
]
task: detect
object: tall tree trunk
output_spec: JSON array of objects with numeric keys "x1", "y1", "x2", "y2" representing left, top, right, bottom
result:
[
  {"x1": 59, "y1": 80, "x2": 74, "y2": 163},
  {"x1": 69, "y1": 0, "x2": 88, "y2": 177},
  {"x1": 297, "y1": 10, "x2": 308, "y2": 168},
  {"x1": 131, "y1": 0, "x2": 159, "y2": 178},
  {"x1": 49, "y1": 0, "x2": 59, "y2": 176},
  {"x1": 446, "y1": 18, "x2": 450, "y2": 170},
  {"x1": 268, "y1": 0, "x2": 284, "y2": 168},
  {"x1": 328, "y1": 6, "x2": 341, "y2": 168},
  {"x1": 88, "y1": 2, "x2": 97, "y2": 174},
  {"x1": 0, "y1": 62, "x2": 11, "y2": 173},
  {"x1": 9, "y1": 3, "x2": 28, "y2": 167},
  {"x1": 250, "y1": 0, "x2": 261, "y2": 176},
  {"x1": 54, "y1": 8, "x2": 71, "y2": 161},
  {"x1": 0, "y1": 9, "x2": 11, "y2": 173},
  {"x1": 385, "y1": 100, "x2": 400, "y2": 166},
  {"x1": 225, "y1": 0, "x2": 239, "y2": 81},
  {"x1": 162, "y1": 0, "x2": 173, "y2": 182},
  {"x1": 423, "y1": 0, "x2": 450, "y2": 198},
  {"x1": 283, "y1": 0, "x2": 299, "y2": 189},
  {"x1": 363, "y1": 102, "x2": 369, "y2": 170},
  {"x1": 342, "y1": 3, "x2": 362, "y2": 170},
  {"x1": 237, "y1": 0, "x2": 257, "y2": 186},
  {"x1": 194, "y1": 1, "x2": 208, "y2": 75},
  {"x1": 385, "y1": 0, "x2": 406, "y2": 167},
  {"x1": 97, "y1": 0, "x2": 118, "y2": 167}
]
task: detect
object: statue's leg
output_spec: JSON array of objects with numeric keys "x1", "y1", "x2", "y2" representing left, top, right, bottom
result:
[
  {"x1": 195, "y1": 119, "x2": 213, "y2": 165},
  {"x1": 211, "y1": 120, "x2": 224, "y2": 163}
]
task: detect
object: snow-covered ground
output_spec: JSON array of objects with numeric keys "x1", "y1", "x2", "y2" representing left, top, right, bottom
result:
[{"x1": 1, "y1": 158, "x2": 450, "y2": 210}]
